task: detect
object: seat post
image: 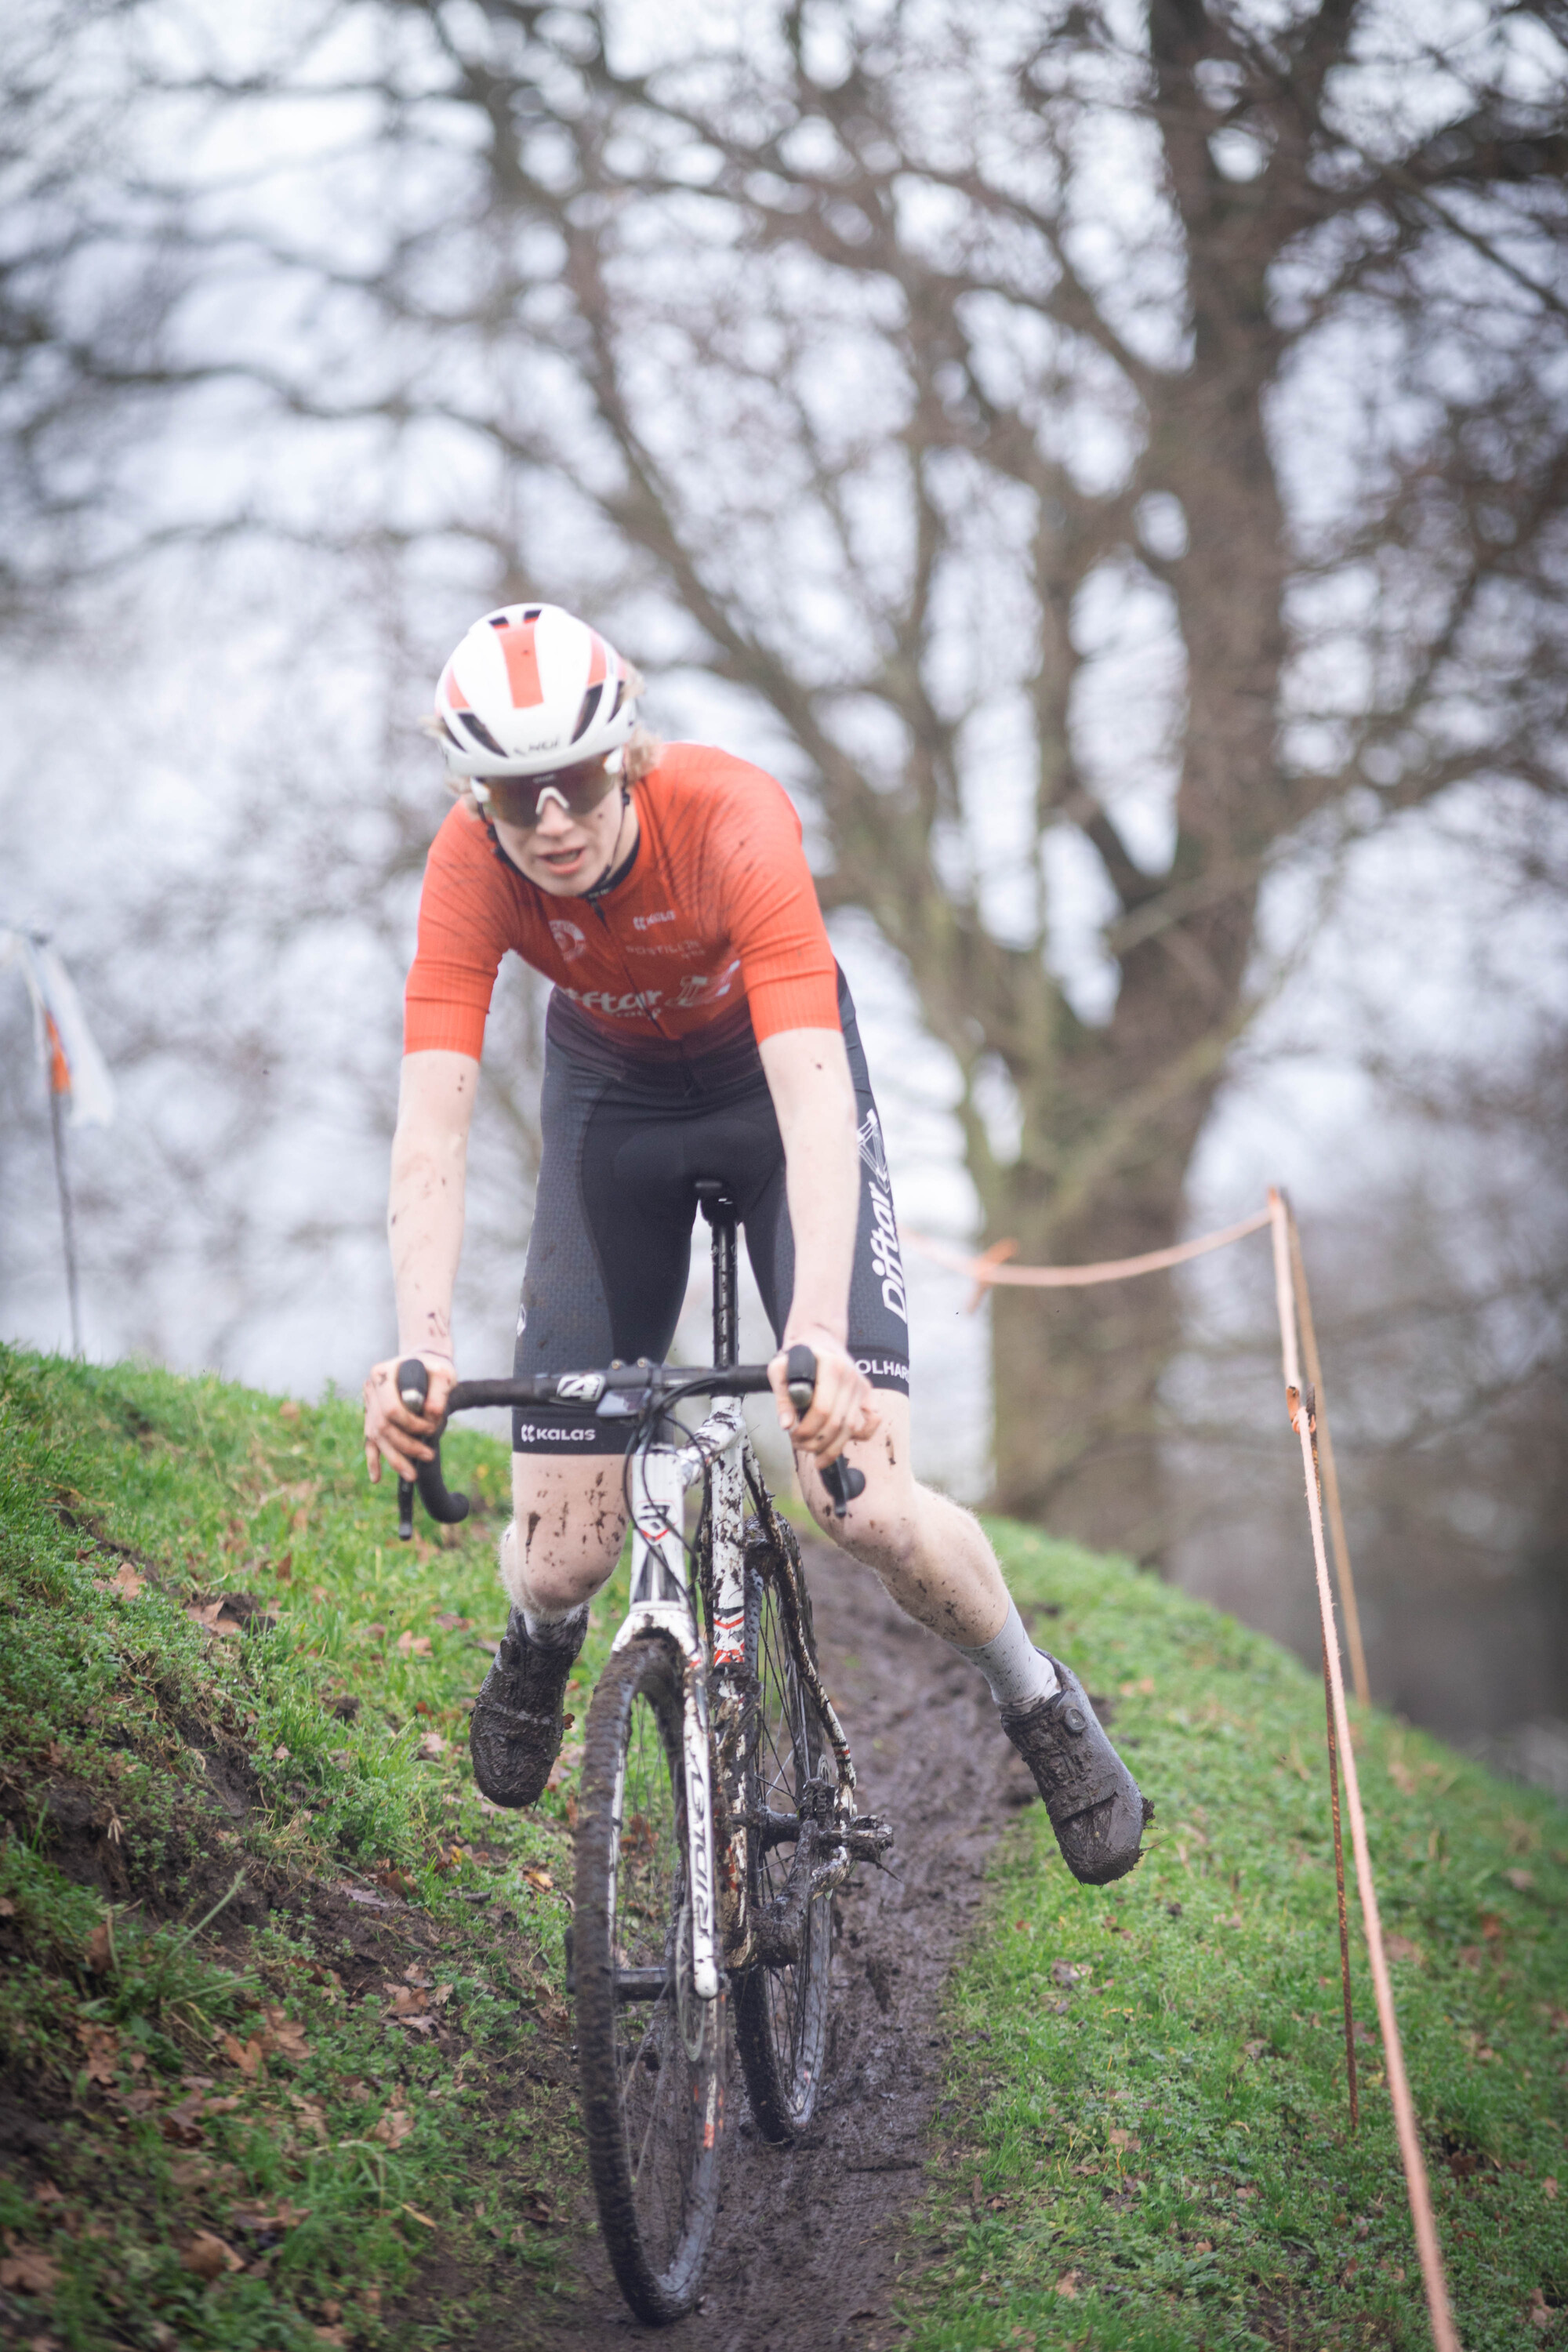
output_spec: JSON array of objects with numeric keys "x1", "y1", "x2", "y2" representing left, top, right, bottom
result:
[{"x1": 695, "y1": 1181, "x2": 739, "y2": 1370}]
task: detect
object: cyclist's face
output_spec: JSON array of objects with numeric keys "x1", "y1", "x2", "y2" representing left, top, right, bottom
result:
[{"x1": 485, "y1": 759, "x2": 627, "y2": 895}]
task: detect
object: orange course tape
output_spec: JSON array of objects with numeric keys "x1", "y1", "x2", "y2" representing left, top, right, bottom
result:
[{"x1": 902, "y1": 1206, "x2": 1272, "y2": 1294}]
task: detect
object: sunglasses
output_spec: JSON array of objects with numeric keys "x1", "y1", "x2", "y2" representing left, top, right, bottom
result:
[{"x1": 474, "y1": 760, "x2": 619, "y2": 829}]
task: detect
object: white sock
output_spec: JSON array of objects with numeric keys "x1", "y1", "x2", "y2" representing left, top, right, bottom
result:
[
  {"x1": 957, "y1": 1602, "x2": 1059, "y2": 1708},
  {"x1": 521, "y1": 1602, "x2": 587, "y2": 1650}
]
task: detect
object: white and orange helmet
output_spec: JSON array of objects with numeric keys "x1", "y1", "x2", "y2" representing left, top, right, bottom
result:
[{"x1": 434, "y1": 604, "x2": 638, "y2": 779}]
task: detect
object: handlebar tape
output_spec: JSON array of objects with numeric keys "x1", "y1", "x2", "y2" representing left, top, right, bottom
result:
[{"x1": 394, "y1": 1358, "x2": 471, "y2": 1530}]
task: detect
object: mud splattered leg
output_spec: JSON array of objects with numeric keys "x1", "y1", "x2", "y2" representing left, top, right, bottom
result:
[
  {"x1": 794, "y1": 1394, "x2": 1011, "y2": 1648},
  {"x1": 500, "y1": 1456, "x2": 629, "y2": 1616}
]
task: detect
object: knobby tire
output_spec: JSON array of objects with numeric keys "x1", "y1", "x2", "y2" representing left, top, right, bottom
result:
[
  {"x1": 574, "y1": 1637, "x2": 724, "y2": 2325},
  {"x1": 733, "y1": 1536, "x2": 835, "y2": 2139}
]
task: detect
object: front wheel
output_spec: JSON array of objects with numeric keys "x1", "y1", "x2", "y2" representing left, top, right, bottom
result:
[
  {"x1": 733, "y1": 1528, "x2": 836, "y2": 2140},
  {"x1": 573, "y1": 1637, "x2": 724, "y2": 2325}
]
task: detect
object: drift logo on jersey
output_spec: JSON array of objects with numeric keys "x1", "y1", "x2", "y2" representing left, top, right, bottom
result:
[
  {"x1": 858, "y1": 1109, "x2": 908, "y2": 1325},
  {"x1": 549, "y1": 918, "x2": 588, "y2": 962}
]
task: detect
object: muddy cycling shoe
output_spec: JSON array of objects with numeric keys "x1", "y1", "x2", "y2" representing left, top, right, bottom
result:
[
  {"x1": 1000, "y1": 1657, "x2": 1152, "y2": 1886},
  {"x1": 469, "y1": 1606, "x2": 586, "y2": 1809}
]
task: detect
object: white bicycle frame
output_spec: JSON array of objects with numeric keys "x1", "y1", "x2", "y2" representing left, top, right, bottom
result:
[{"x1": 609, "y1": 1399, "x2": 753, "y2": 2003}]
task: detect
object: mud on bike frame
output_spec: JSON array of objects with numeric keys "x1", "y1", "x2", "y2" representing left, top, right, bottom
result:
[{"x1": 391, "y1": 1183, "x2": 891, "y2": 2325}]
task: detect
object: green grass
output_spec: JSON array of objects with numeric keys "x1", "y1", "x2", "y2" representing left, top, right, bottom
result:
[
  {"x1": 902, "y1": 1525, "x2": 1568, "y2": 2350},
  {"x1": 4, "y1": 1345, "x2": 1564, "y2": 2352},
  {"x1": 0, "y1": 1344, "x2": 640, "y2": 2351}
]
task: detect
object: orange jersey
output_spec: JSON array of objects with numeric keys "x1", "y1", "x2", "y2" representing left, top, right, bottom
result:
[{"x1": 404, "y1": 744, "x2": 840, "y2": 1060}]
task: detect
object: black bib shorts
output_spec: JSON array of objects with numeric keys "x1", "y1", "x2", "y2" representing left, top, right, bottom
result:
[{"x1": 511, "y1": 971, "x2": 910, "y2": 1454}]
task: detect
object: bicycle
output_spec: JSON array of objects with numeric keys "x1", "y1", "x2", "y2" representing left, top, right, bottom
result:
[{"x1": 393, "y1": 1182, "x2": 895, "y2": 2324}]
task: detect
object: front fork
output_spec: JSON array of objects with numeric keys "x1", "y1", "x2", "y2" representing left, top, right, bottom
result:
[
  {"x1": 611, "y1": 1446, "x2": 722, "y2": 2002},
  {"x1": 706, "y1": 1448, "x2": 757, "y2": 1969}
]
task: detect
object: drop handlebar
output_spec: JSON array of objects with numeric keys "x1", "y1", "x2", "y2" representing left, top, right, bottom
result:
[{"x1": 393, "y1": 1345, "x2": 866, "y2": 1541}]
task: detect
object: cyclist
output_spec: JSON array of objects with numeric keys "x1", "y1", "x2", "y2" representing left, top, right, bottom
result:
[{"x1": 361, "y1": 604, "x2": 1148, "y2": 1886}]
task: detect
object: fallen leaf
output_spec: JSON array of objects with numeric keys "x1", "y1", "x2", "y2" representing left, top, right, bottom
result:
[
  {"x1": 182, "y1": 2231, "x2": 242, "y2": 2280},
  {"x1": 166, "y1": 2158, "x2": 212, "y2": 2187},
  {"x1": 524, "y1": 1867, "x2": 555, "y2": 1894},
  {"x1": 1457, "y1": 1944, "x2": 1486, "y2": 1969},
  {"x1": 262, "y1": 2008, "x2": 310, "y2": 2063},
  {"x1": 1054, "y1": 2268, "x2": 1082, "y2": 2299},
  {"x1": 374, "y1": 1865, "x2": 418, "y2": 1899},
  {"x1": 0, "y1": 2247, "x2": 60, "y2": 2296},
  {"x1": 372, "y1": 2105, "x2": 416, "y2": 2147},
  {"x1": 220, "y1": 2033, "x2": 265, "y2": 2079},
  {"x1": 400, "y1": 2204, "x2": 437, "y2": 2230},
  {"x1": 1117, "y1": 1677, "x2": 1156, "y2": 1697},
  {"x1": 185, "y1": 1600, "x2": 243, "y2": 1640},
  {"x1": 85, "y1": 1920, "x2": 114, "y2": 1973},
  {"x1": 230, "y1": 2201, "x2": 307, "y2": 2234},
  {"x1": 397, "y1": 1631, "x2": 432, "y2": 1657},
  {"x1": 75, "y1": 2022, "x2": 119, "y2": 2086},
  {"x1": 158, "y1": 2092, "x2": 208, "y2": 2148},
  {"x1": 203, "y1": 2094, "x2": 242, "y2": 2114},
  {"x1": 279, "y1": 1399, "x2": 302, "y2": 1422},
  {"x1": 272, "y1": 1744, "x2": 291, "y2": 1762},
  {"x1": 1385, "y1": 1935, "x2": 1424, "y2": 1965},
  {"x1": 1479, "y1": 1911, "x2": 1506, "y2": 1942},
  {"x1": 31, "y1": 2185, "x2": 64, "y2": 2209},
  {"x1": 1506, "y1": 1868, "x2": 1537, "y2": 1893},
  {"x1": 0, "y1": 1896, "x2": 14, "y2": 1918},
  {"x1": 433, "y1": 1612, "x2": 470, "y2": 1630},
  {"x1": 96, "y1": 1563, "x2": 145, "y2": 1600},
  {"x1": 416, "y1": 1731, "x2": 448, "y2": 1761},
  {"x1": 289, "y1": 2093, "x2": 328, "y2": 2141},
  {"x1": 314, "y1": 2329, "x2": 348, "y2": 2348},
  {"x1": 1544, "y1": 2177, "x2": 1559, "y2": 2201},
  {"x1": 1529, "y1": 2288, "x2": 1553, "y2": 2332},
  {"x1": 1050, "y1": 1960, "x2": 1088, "y2": 1987},
  {"x1": 1108, "y1": 2127, "x2": 1141, "y2": 2151}
]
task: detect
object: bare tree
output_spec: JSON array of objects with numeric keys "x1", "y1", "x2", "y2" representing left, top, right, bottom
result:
[
  {"x1": 5, "y1": 0, "x2": 1566, "y2": 1564},
  {"x1": 263, "y1": 0, "x2": 1565, "y2": 1549}
]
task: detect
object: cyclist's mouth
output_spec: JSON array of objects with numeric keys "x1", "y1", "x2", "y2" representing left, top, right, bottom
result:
[{"x1": 537, "y1": 842, "x2": 590, "y2": 876}]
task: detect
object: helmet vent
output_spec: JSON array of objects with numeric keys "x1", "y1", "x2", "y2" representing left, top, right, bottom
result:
[
  {"x1": 570, "y1": 681, "x2": 604, "y2": 743},
  {"x1": 457, "y1": 709, "x2": 507, "y2": 757}
]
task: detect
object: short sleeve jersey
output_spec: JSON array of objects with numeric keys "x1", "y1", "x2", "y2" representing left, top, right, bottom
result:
[{"x1": 403, "y1": 744, "x2": 840, "y2": 1059}]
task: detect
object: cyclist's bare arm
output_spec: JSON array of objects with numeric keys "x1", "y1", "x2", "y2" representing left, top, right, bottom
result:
[
  {"x1": 757, "y1": 1025, "x2": 880, "y2": 1463},
  {"x1": 363, "y1": 1048, "x2": 477, "y2": 1480}
]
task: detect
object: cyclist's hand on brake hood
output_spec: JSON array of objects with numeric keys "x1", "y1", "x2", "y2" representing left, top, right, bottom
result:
[
  {"x1": 362, "y1": 1352, "x2": 457, "y2": 1483},
  {"x1": 768, "y1": 1328, "x2": 880, "y2": 1465}
]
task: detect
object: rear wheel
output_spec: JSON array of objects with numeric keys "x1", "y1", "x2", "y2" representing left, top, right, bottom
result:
[
  {"x1": 574, "y1": 1637, "x2": 724, "y2": 2324},
  {"x1": 733, "y1": 1534, "x2": 835, "y2": 2140}
]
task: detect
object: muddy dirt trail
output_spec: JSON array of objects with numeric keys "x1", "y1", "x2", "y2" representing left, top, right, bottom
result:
[{"x1": 516, "y1": 1535, "x2": 1042, "y2": 2352}]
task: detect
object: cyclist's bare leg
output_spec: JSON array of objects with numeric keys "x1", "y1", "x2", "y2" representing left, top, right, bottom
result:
[
  {"x1": 793, "y1": 1394, "x2": 1010, "y2": 1648},
  {"x1": 499, "y1": 1455, "x2": 629, "y2": 1617}
]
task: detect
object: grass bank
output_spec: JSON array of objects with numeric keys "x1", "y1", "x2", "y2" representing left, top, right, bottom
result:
[
  {"x1": 904, "y1": 1523, "x2": 1568, "y2": 2350},
  {"x1": 2, "y1": 1346, "x2": 1563, "y2": 2352},
  {"x1": 0, "y1": 1344, "x2": 644, "y2": 2351}
]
